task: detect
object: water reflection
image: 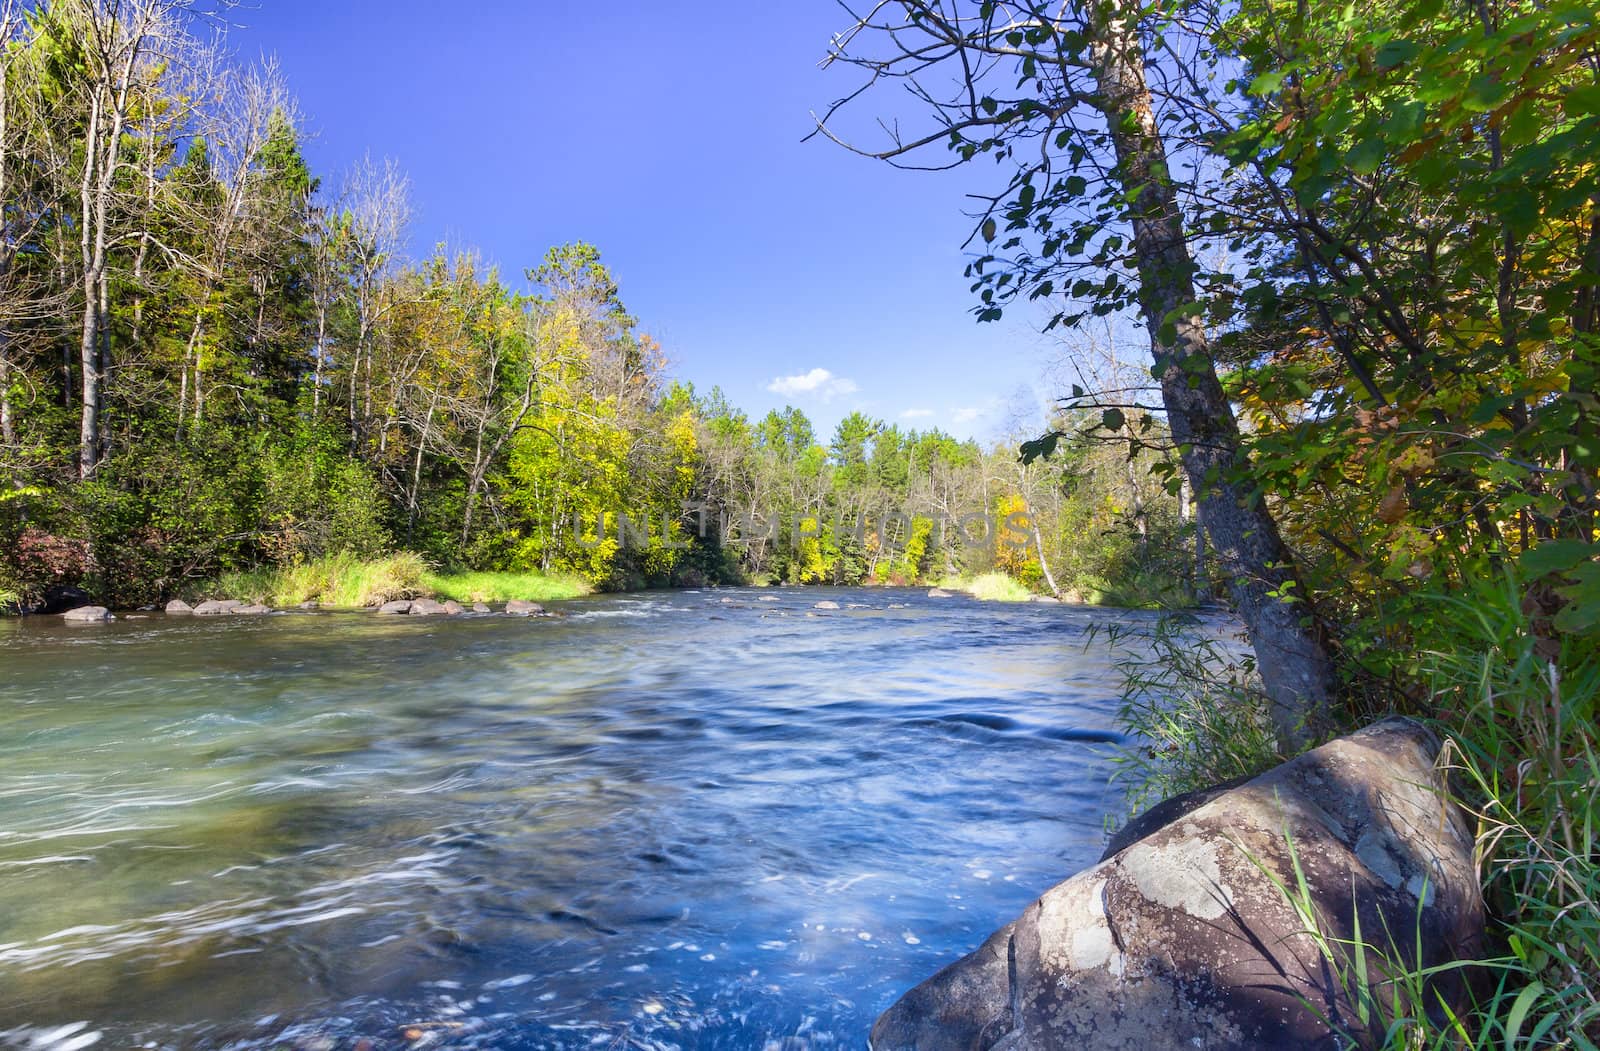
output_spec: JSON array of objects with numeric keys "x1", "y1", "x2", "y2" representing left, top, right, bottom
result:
[{"x1": 0, "y1": 589, "x2": 1163, "y2": 1048}]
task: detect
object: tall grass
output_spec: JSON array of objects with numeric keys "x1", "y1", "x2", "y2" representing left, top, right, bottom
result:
[
  {"x1": 1411, "y1": 580, "x2": 1600, "y2": 1048},
  {"x1": 211, "y1": 552, "x2": 430, "y2": 608},
  {"x1": 962, "y1": 572, "x2": 1036, "y2": 602},
  {"x1": 419, "y1": 569, "x2": 588, "y2": 603},
  {"x1": 207, "y1": 553, "x2": 592, "y2": 608},
  {"x1": 1103, "y1": 613, "x2": 1282, "y2": 813}
]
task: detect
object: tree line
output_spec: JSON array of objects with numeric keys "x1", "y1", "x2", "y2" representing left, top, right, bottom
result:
[{"x1": 0, "y1": 0, "x2": 1197, "y2": 609}]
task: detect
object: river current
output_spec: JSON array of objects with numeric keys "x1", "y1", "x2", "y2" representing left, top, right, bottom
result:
[{"x1": 0, "y1": 587, "x2": 1166, "y2": 1049}]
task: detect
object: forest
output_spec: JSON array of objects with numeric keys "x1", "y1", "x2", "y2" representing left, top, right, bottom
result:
[{"x1": 0, "y1": 0, "x2": 1195, "y2": 611}]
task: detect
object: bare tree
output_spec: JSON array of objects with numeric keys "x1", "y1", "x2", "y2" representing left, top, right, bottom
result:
[
  {"x1": 170, "y1": 57, "x2": 298, "y2": 429},
  {"x1": 339, "y1": 154, "x2": 410, "y2": 452},
  {"x1": 64, "y1": 0, "x2": 199, "y2": 476}
]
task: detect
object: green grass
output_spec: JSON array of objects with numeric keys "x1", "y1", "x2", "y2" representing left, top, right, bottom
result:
[
  {"x1": 419, "y1": 569, "x2": 589, "y2": 603},
  {"x1": 211, "y1": 552, "x2": 430, "y2": 608},
  {"x1": 963, "y1": 571, "x2": 1036, "y2": 602},
  {"x1": 207, "y1": 553, "x2": 590, "y2": 608}
]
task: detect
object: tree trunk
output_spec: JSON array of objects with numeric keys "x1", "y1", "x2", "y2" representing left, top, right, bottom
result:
[
  {"x1": 1032, "y1": 518, "x2": 1061, "y2": 598},
  {"x1": 0, "y1": 337, "x2": 13, "y2": 450},
  {"x1": 77, "y1": 91, "x2": 104, "y2": 478},
  {"x1": 1087, "y1": 1, "x2": 1335, "y2": 748}
]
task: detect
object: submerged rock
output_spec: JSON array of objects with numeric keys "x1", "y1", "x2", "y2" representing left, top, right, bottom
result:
[
  {"x1": 165, "y1": 599, "x2": 194, "y2": 614},
  {"x1": 232, "y1": 604, "x2": 272, "y2": 615},
  {"x1": 61, "y1": 605, "x2": 111, "y2": 622},
  {"x1": 193, "y1": 599, "x2": 244, "y2": 615},
  {"x1": 926, "y1": 588, "x2": 954, "y2": 598},
  {"x1": 813, "y1": 600, "x2": 840, "y2": 610},
  {"x1": 871, "y1": 718, "x2": 1483, "y2": 1051},
  {"x1": 504, "y1": 600, "x2": 544, "y2": 616}
]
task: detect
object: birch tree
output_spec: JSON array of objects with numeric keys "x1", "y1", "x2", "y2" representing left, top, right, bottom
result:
[{"x1": 816, "y1": 0, "x2": 1337, "y2": 745}]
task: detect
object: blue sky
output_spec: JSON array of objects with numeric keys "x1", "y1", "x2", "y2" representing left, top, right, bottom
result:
[{"x1": 237, "y1": 1, "x2": 1062, "y2": 442}]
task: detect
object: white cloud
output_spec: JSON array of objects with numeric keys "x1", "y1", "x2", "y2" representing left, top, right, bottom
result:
[
  {"x1": 952, "y1": 406, "x2": 982, "y2": 424},
  {"x1": 900, "y1": 408, "x2": 934, "y2": 419},
  {"x1": 766, "y1": 367, "x2": 859, "y2": 401}
]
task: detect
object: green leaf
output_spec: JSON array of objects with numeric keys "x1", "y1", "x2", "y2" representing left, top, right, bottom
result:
[
  {"x1": 1520, "y1": 539, "x2": 1597, "y2": 576},
  {"x1": 1101, "y1": 407, "x2": 1126, "y2": 431},
  {"x1": 1503, "y1": 980, "x2": 1544, "y2": 1051},
  {"x1": 1375, "y1": 39, "x2": 1422, "y2": 69},
  {"x1": 1347, "y1": 136, "x2": 1387, "y2": 175},
  {"x1": 1249, "y1": 69, "x2": 1289, "y2": 95}
]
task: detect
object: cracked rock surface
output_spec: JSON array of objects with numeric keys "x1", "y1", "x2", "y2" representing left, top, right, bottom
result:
[{"x1": 870, "y1": 718, "x2": 1483, "y2": 1051}]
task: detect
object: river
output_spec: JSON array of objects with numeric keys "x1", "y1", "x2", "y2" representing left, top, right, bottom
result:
[{"x1": 0, "y1": 587, "x2": 1159, "y2": 1049}]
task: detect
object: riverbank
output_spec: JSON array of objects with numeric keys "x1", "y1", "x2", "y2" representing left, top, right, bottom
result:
[{"x1": 206, "y1": 553, "x2": 590, "y2": 610}]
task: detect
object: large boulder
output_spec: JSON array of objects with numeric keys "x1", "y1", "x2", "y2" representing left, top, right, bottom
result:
[
  {"x1": 165, "y1": 599, "x2": 194, "y2": 614},
  {"x1": 60, "y1": 605, "x2": 111, "y2": 622},
  {"x1": 504, "y1": 599, "x2": 544, "y2": 616},
  {"x1": 871, "y1": 718, "x2": 1483, "y2": 1051},
  {"x1": 193, "y1": 599, "x2": 244, "y2": 615},
  {"x1": 377, "y1": 600, "x2": 413, "y2": 615},
  {"x1": 409, "y1": 598, "x2": 449, "y2": 616}
]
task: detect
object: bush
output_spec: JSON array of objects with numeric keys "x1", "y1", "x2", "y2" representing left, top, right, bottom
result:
[{"x1": 257, "y1": 424, "x2": 390, "y2": 562}]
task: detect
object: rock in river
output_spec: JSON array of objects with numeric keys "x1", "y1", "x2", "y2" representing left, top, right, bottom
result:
[
  {"x1": 870, "y1": 718, "x2": 1483, "y2": 1051},
  {"x1": 504, "y1": 600, "x2": 544, "y2": 616},
  {"x1": 61, "y1": 605, "x2": 111, "y2": 622},
  {"x1": 193, "y1": 599, "x2": 244, "y2": 615},
  {"x1": 409, "y1": 598, "x2": 450, "y2": 616},
  {"x1": 165, "y1": 599, "x2": 194, "y2": 614},
  {"x1": 813, "y1": 600, "x2": 840, "y2": 610},
  {"x1": 926, "y1": 588, "x2": 954, "y2": 598},
  {"x1": 377, "y1": 600, "x2": 413, "y2": 615}
]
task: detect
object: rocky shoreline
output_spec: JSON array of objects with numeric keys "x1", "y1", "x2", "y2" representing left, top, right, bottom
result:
[{"x1": 47, "y1": 597, "x2": 555, "y2": 623}]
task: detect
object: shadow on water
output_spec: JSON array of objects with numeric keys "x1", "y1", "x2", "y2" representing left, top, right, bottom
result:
[{"x1": 0, "y1": 588, "x2": 1163, "y2": 1048}]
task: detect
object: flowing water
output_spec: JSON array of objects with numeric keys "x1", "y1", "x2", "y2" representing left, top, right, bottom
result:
[{"x1": 0, "y1": 588, "x2": 1167, "y2": 1050}]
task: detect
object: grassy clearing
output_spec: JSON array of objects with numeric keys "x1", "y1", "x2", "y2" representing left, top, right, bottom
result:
[
  {"x1": 419, "y1": 569, "x2": 589, "y2": 604},
  {"x1": 962, "y1": 571, "x2": 1036, "y2": 602},
  {"x1": 207, "y1": 554, "x2": 590, "y2": 608}
]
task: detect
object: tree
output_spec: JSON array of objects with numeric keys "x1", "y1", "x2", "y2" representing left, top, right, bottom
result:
[
  {"x1": 817, "y1": 0, "x2": 1337, "y2": 746},
  {"x1": 50, "y1": 0, "x2": 198, "y2": 476}
]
